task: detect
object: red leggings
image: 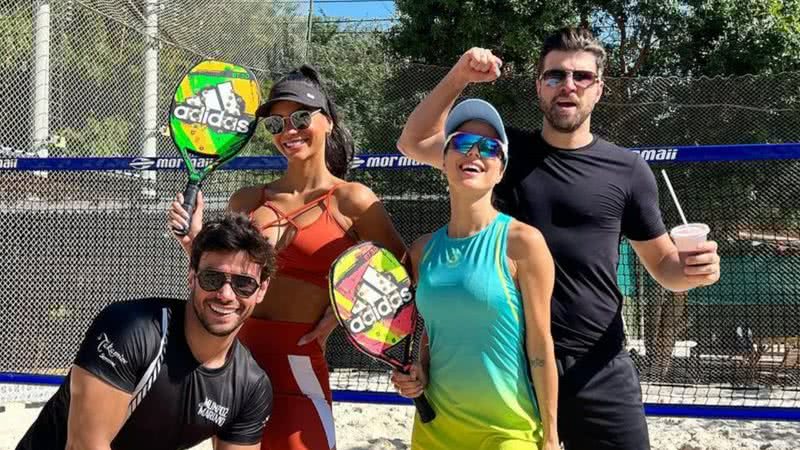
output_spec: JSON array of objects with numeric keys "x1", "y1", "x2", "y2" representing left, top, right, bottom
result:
[{"x1": 239, "y1": 318, "x2": 335, "y2": 450}]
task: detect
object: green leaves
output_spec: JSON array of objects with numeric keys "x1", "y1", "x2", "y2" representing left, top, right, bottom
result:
[
  {"x1": 666, "y1": 0, "x2": 800, "y2": 75},
  {"x1": 0, "y1": 3, "x2": 32, "y2": 70},
  {"x1": 58, "y1": 116, "x2": 132, "y2": 156},
  {"x1": 387, "y1": 0, "x2": 800, "y2": 77},
  {"x1": 388, "y1": 0, "x2": 578, "y2": 71}
]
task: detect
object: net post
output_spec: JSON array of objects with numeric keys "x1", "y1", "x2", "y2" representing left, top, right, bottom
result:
[
  {"x1": 142, "y1": 0, "x2": 159, "y2": 198},
  {"x1": 33, "y1": 0, "x2": 50, "y2": 179},
  {"x1": 305, "y1": 0, "x2": 314, "y2": 61}
]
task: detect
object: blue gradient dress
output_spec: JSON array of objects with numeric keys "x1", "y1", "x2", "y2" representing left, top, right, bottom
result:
[{"x1": 412, "y1": 213, "x2": 543, "y2": 450}]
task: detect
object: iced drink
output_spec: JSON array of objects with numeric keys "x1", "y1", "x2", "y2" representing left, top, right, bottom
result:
[{"x1": 670, "y1": 223, "x2": 710, "y2": 263}]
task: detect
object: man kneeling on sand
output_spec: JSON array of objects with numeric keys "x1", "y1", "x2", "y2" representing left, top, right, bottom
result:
[{"x1": 17, "y1": 214, "x2": 275, "y2": 450}]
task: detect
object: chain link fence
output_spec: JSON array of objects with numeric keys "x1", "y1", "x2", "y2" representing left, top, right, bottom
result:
[
  {"x1": 318, "y1": 61, "x2": 800, "y2": 158},
  {"x1": 2, "y1": 0, "x2": 800, "y2": 412},
  {"x1": 1, "y1": 0, "x2": 309, "y2": 160}
]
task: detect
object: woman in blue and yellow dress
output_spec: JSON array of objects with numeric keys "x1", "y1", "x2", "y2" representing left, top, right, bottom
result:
[{"x1": 392, "y1": 99, "x2": 560, "y2": 450}]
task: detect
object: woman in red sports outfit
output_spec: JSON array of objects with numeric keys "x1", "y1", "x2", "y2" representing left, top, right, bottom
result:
[{"x1": 168, "y1": 65, "x2": 406, "y2": 450}]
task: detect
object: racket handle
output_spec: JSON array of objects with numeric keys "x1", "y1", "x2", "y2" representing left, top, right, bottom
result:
[
  {"x1": 413, "y1": 394, "x2": 436, "y2": 423},
  {"x1": 173, "y1": 182, "x2": 200, "y2": 237}
]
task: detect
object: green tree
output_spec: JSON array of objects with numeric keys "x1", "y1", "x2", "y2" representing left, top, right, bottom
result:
[
  {"x1": 578, "y1": 0, "x2": 689, "y2": 76},
  {"x1": 0, "y1": 2, "x2": 34, "y2": 151},
  {"x1": 387, "y1": 0, "x2": 800, "y2": 77},
  {"x1": 677, "y1": 0, "x2": 800, "y2": 76},
  {"x1": 7, "y1": 0, "x2": 307, "y2": 157},
  {"x1": 0, "y1": 3, "x2": 32, "y2": 70},
  {"x1": 387, "y1": 0, "x2": 577, "y2": 72},
  {"x1": 309, "y1": 23, "x2": 449, "y2": 215}
]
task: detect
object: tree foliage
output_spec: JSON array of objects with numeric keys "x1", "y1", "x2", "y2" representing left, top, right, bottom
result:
[
  {"x1": 0, "y1": 0, "x2": 306, "y2": 156},
  {"x1": 676, "y1": 0, "x2": 800, "y2": 76},
  {"x1": 0, "y1": 2, "x2": 34, "y2": 151},
  {"x1": 387, "y1": 0, "x2": 800, "y2": 77},
  {"x1": 309, "y1": 25, "x2": 449, "y2": 197},
  {"x1": 386, "y1": 0, "x2": 576, "y2": 72}
]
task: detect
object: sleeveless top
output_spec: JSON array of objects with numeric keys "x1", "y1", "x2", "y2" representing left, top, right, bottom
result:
[
  {"x1": 412, "y1": 213, "x2": 543, "y2": 450},
  {"x1": 249, "y1": 183, "x2": 357, "y2": 289}
]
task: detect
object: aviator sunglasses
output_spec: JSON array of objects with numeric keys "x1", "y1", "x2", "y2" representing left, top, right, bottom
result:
[
  {"x1": 197, "y1": 269, "x2": 260, "y2": 297},
  {"x1": 540, "y1": 69, "x2": 599, "y2": 89},
  {"x1": 263, "y1": 109, "x2": 322, "y2": 135},
  {"x1": 445, "y1": 132, "x2": 506, "y2": 160}
]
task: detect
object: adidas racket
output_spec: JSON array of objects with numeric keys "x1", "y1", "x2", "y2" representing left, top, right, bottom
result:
[
  {"x1": 169, "y1": 60, "x2": 260, "y2": 236},
  {"x1": 329, "y1": 241, "x2": 436, "y2": 423}
]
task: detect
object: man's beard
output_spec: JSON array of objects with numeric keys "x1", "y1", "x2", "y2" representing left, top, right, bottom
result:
[
  {"x1": 540, "y1": 98, "x2": 591, "y2": 133},
  {"x1": 190, "y1": 291, "x2": 244, "y2": 337}
]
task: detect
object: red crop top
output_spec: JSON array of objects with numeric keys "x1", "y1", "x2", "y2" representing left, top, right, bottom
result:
[{"x1": 250, "y1": 183, "x2": 358, "y2": 289}]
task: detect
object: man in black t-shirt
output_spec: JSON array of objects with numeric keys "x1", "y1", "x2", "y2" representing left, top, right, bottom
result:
[
  {"x1": 17, "y1": 214, "x2": 277, "y2": 450},
  {"x1": 396, "y1": 28, "x2": 721, "y2": 450}
]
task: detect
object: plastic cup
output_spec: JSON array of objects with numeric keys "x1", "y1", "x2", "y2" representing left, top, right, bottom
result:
[{"x1": 670, "y1": 223, "x2": 710, "y2": 262}]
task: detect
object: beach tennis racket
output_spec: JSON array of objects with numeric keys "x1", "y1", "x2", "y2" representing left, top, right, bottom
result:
[
  {"x1": 169, "y1": 60, "x2": 261, "y2": 236},
  {"x1": 329, "y1": 242, "x2": 436, "y2": 423}
]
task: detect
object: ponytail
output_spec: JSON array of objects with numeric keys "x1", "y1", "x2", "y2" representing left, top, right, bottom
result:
[{"x1": 323, "y1": 98, "x2": 354, "y2": 178}]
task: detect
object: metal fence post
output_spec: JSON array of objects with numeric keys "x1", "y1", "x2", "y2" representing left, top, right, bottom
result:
[
  {"x1": 142, "y1": 0, "x2": 159, "y2": 196},
  {"x1": 33, "y1": 0, "x2": 50, "y2": 177}
]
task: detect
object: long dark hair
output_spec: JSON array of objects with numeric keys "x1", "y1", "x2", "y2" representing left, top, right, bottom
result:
[{"x1": 279, "y1": 65, "x2": 354, "y2": 178}]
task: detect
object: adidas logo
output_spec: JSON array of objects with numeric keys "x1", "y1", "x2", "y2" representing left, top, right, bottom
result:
[
  {"x1": 345, "y1": 267, "x2": 412, "y2": 334},
  {"x1": 173, "y1": 81, "x2": 251, "y2": 134}
]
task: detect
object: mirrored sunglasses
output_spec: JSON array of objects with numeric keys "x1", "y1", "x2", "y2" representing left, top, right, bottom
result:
[
  {"x1": 197, "y1": 269, "x2": 260, "y2": 297},
  {"x1": 541, "y1": 69, "x2": 599, "y2": 89},
  {"x1": 263, "y1": 109, "x2": 321, "y2": 134},
  {"x1": 445, "y1": 132, "x2": 506, "y2": 160}
]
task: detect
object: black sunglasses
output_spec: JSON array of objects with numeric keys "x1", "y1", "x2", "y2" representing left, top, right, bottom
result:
[
  {"x1": 197, "y1": 269, "x2": 260, "y2": 297},
  {"x1": 540, "y1": 69, "x2": 599, "y2": 89},
  {"x1": 263, "y1": 109, "x2": 321, "y2": 135}
]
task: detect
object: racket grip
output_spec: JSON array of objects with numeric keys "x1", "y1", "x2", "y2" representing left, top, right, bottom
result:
[
  {"x1": 413, "y1": 394, "x2": 436, "y2": 423},
  {"x1": 173, "y1": 182, "x2": 200, "y2": 237}
]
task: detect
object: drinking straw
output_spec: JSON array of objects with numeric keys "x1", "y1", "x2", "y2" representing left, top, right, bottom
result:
[{"x1": 661, "y1": 169, "x2": 688, "y2": 225}]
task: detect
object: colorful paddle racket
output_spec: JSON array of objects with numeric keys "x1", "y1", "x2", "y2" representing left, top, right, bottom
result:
[
  {"x1": 169, "y1": 60, "x2": 261, "y2": 236},
  {"x1": 329, "y1": 242, "x2": 436, "y2": 423}
]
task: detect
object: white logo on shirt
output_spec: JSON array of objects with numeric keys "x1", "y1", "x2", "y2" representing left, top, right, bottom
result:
[
  {"x1": 197, "y1": 397, "x2": 230, "y2": 426},
  {"x1": 96, "y1": 333, "x2": 129, "y2": 367},
  {"x1": 445, "y1": 247, "x2": 462, "y2": 267}
]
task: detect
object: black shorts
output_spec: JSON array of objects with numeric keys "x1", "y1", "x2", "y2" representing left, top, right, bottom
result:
[{"x1": 556, "y1": 349, "x2": 650, "y2": 450}]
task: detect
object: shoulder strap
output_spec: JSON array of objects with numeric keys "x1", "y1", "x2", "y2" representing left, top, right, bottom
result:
[
  {"x1": 419, "y1": 227, "x2": 445, "y2": 267},
  {"x1": 322, "y1": 182, "x2": 347, "y2": 208},
  {"x1": 126, "y1": 306, "x2": 171, "y2": 419},
  {"x1": 260, "y1": 183, "x2": 346, "y2": 227},
  {"x1": 259, "y1": 201, "x2": 300, "y2": 229},
  {"x1": 247, "y1": 185, "x2": 271, "y2": 221}
]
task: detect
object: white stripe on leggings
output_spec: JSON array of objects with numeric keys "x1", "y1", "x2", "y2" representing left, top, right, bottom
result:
[{"x1": 288, "y1": 355, "x2": 336, "y2": 449}]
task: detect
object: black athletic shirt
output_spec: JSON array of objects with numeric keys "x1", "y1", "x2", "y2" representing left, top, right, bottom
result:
[
  {"x1": 495, "y1": 129, "x2": 666, "y2": 356},
  {"x1": 17, "y1": 298, "x2": 272, "y2": 450}
]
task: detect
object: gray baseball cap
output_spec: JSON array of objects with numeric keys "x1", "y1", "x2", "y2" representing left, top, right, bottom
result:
[{"x1": 443, "y1": 98, "x2": 508, "y2": 161}]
